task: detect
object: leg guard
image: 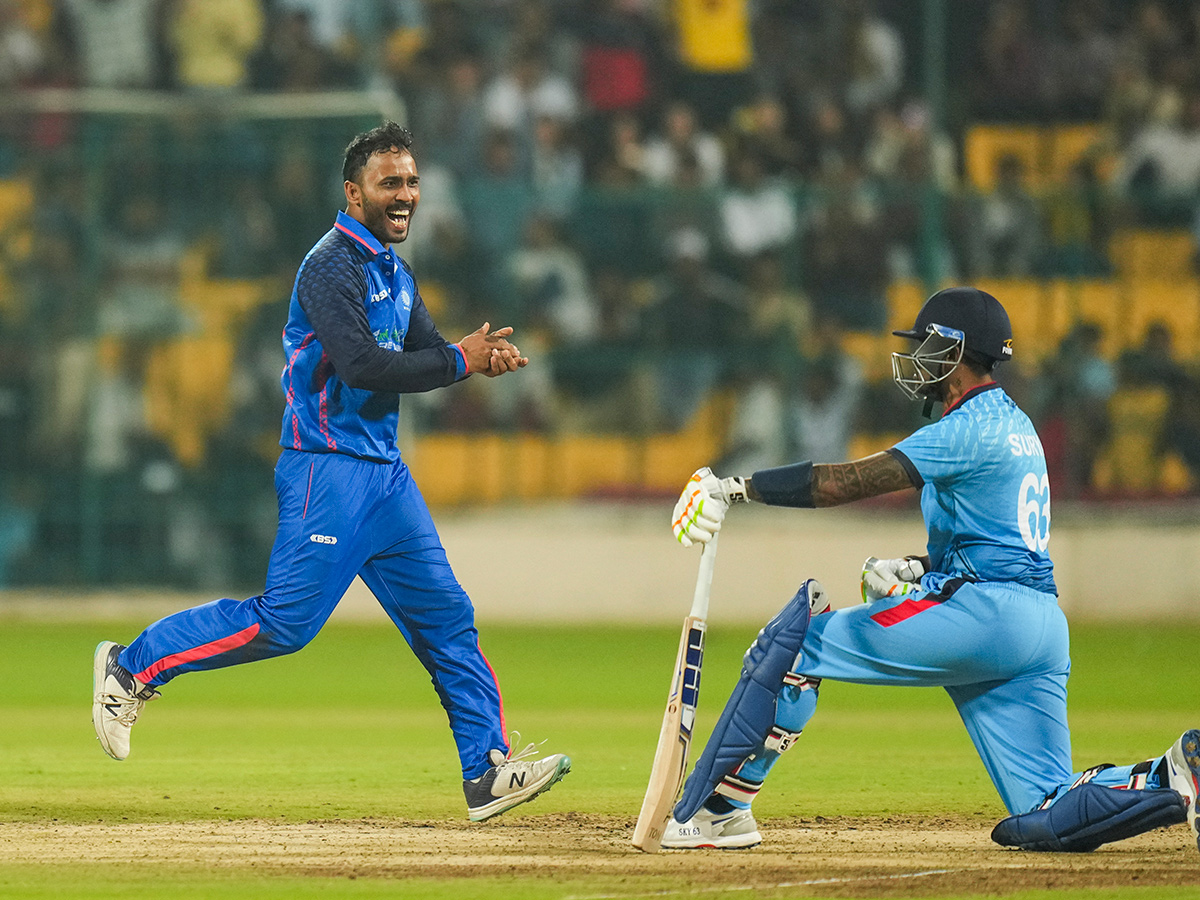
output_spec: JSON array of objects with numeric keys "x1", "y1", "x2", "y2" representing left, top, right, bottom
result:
[
  {"x1": 991, "y1": 783, "x2": 1187, "y2": 852},
  {"x1": 673, "y1": 580, "x2": 819, "y2": 823}
]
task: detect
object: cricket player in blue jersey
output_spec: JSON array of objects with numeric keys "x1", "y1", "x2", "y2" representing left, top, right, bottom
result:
[
  {"x1": 92, "y1": 122, "x2": 570, "y2": 822},
  {"x1": 667, "y1": 287, "x2": 1199, "y2": 853}
]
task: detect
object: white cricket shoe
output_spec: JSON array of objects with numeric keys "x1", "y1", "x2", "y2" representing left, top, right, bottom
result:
[
  {"x1": 661, "y1": 805, "x2": 762, "y2": 849},
  {"x1": 92, "y1": 641, "x2": 159, "y2": 761},
  {"x1": 463, "y1": 735, "x2": 571, "y2": 822},
  {"x1": 1165, "y1": 728, "x2": 1200, "y2": 853}
]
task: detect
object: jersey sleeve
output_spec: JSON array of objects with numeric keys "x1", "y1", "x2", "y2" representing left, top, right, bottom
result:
[
  {"x1": 891, "y1": 412, "x2": 979, "y2": 487},
  {"x1": 297, "y1": 255, "x2": 464, "y2": 394}
]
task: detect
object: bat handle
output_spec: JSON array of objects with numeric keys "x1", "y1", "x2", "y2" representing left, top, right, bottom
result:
[{"x1": 689, "y1": 533, "x2": 718, "y2": 620}]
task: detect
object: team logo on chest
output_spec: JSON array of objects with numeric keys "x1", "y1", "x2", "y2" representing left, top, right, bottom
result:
[{"x1": 398, "y1": 288, "x2": 412, "y2": 312}]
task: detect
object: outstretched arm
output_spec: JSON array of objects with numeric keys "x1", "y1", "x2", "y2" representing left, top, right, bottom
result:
[
  {"x1": 810, "y1": 451, "x2": 917, "y2": 507},
  {"x1": 747, "y1": 450, "x2": 917, "y2": 508}
]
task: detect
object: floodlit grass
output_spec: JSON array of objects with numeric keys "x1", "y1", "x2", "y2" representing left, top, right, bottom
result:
[{"x1": 0, "y1": 617, "x2": 1195, "y2": 898}]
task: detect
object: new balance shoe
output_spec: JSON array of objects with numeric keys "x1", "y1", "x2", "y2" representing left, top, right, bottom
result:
[
  {"x1": 1165, "y1": 728, "x2": 1200, "y2": 853},
  {"x1": 92, "y1": 641, "x2": 159, "y2": 760},
  {"x1": 661, "y1": 805, "x2": 762, "y2": 849},
  {"x1": 464, "y1": 736, "x2": 571, "y2": 822}
]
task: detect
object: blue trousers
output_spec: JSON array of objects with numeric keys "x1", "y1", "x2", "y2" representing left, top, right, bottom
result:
[
  {"x1": 737, "y1": 577, "x2": 1075, "y2": 815},
  {"x1": 120, "y1": 449, "x2": 508, "y2": 779}
]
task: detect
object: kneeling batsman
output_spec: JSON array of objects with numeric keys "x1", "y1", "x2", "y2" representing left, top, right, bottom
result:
[{"x1": 666, "y1": 466, "x2": 1199, "y2": 854}]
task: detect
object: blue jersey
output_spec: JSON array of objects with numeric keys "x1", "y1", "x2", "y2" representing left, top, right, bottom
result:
[
  {"x1": 889, "y1": 384, "x2": 1057, "y2": 595},
  {"x1": 280, "y1": 211, "x2": 467, "y2": 463}
]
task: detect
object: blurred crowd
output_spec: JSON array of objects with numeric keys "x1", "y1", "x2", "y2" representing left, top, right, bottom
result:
[{"x1": 1, "y1": 0, "x2": 1200, "y2": 587}]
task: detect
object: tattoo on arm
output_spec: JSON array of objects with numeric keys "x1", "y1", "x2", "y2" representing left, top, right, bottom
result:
[{"x1": 811, "y1": 452, "x2": 916, "y2": 507}]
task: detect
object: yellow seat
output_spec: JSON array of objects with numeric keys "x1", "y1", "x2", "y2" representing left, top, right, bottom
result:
[
  {"x1": 1109, "y1": 229, "x2": 1196, "y2": 280},
  {"x1": 1091, "y1": 386, "x2": 1172, "y2": 495},
  {"x1": 964, "y1": 125, "x2": 1045, "y2": 191}
]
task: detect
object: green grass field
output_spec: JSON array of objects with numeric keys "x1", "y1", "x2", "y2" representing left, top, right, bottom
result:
[{"x1": 0, "y1": 616, "x2": 1197, "y2": 899}]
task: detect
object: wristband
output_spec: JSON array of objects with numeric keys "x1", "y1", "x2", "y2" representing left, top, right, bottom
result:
[{"x1": 749, "y1": 461, "x2": 815, "y2": 508}]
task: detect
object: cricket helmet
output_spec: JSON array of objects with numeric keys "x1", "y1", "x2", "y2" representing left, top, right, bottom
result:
[{"x1": 891, "y1": 286, "x2": 1012, "y2": 401}]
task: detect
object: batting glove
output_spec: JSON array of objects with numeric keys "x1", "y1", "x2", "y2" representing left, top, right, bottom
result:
[
  {"x1": 671, "y1": 467, "x2": 749, "y2": 547},
  {"x1": 860, "y1": 556, "x2": 926, "y2": 603}
]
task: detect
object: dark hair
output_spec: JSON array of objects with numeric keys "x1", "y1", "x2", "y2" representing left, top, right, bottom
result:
[{"x1": 342, "y1": 122, "x2": 415, "y2": 184}]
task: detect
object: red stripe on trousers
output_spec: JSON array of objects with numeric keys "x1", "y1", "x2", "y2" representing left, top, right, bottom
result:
[
  {"x1": 870, "y1": 598, "x2": 941, "y2": 627},
  {"x1": 135, "y1": 623, "x2": 261, "y2": 682}
]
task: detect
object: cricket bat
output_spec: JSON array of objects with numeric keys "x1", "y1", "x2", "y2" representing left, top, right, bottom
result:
[{"x1": 631, "y1": 533, "x2": 719, "y2": 853}]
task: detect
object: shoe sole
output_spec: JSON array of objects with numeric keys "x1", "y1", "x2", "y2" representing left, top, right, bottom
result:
[
  {"x1": 92, "y1": 641, "x2": 125, "y2": 761},
  {"x1": 468, "y1": 756, "x2": 572, "y2": 822},
  {"x1": 1168, "y1": 729, "x2": 1200, "y2": 853}
]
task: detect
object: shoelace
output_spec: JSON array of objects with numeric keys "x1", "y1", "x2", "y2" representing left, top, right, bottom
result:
[
  {"x1": 498, "y1": 732, "x2": 547, "y2": 767},
  {"x1": 95, "y1": 691, "x2": 146, "y2": 726}
]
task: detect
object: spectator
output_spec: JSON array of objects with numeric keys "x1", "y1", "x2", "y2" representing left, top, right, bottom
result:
[
  {"x1": 460, "y1": 128, "x2": 533, "y2": 310},
  {"x1": 589, "y1": 110, "x2": 647, "y2": 185},
  {"x1": 268, "y1": 144, "x2": 335, "y2": 269},
  {"x1": 1040, "y1": 321, "x2": 1117, "y2": 498},
  {"x1": 669, "y1": 0, "x2": 754, "y2": 129},
  {"x1": 865, "y1": 99, "x2": 958, "y2": 282},
  {"x1": 509, "y1": 213, "x2": 597, "y2": 346},
  {"x1": 530, "y1": 114, "x2": 584, "y2": 222},
  {"x1": 802, "y1": 164, "x2": 890, "y2": 331},
  {"x1": 1116, "y1": 91, "x2": 1200, "y2": 226},
  {"x1": 167, "y1": 0, "x2": 264, "y2": 91},
  {"x1": 95, "y1": 191, "x2": 188, "y2": 342},
  {"x1": 974, "y1": 0, "x2": 1048, "y2": 120},
  {"x1": 1118, "y1": 320, "x2": 1186, "y2": 391},
  {"x1": 840, "y1": 0, "x2": 905, "y2": 117},
  {"x1": 211, "y1": 174, "x2": 280, "y2": 278},
  {"x1": 637, "y1": 227, "x2": 748, "y2": 430},
  {"x1": 59, "y1": 0, "x2": 160, "y2": 88},
  {"x1": 1044, "y1": 156, "x2": 1112, "y2": 277},
  {"x1": 729, "y1": 93, "x2": 803, "y2": 178},
  {"x1": 410, "y1": 52, "x2": 488, "y2": 181},
  {"x1": 965, "y1": 153, "x2": 1045, "y2": 278},
  {"x1": 789, "y1": 330, "x2": 865, "y2": 464},
  {"x1": 252, "y1": 8, "x2": 347, "y2": 92},
  {"x1": 743, "y1": 250, "x2": 812, "y2": 361},
  {"x1": 718, "y1": 148, "x2": 797, "y2": 272},
  {"x1": 0, "y1": 0, "x2": 42, "y2": 86},
  {"x1": 482, "y1": 40, "x2": 579, "y2": 164},
  {"x1": 572, "y1": 0, "x2": 664, "y2": 119},
  {"x1": 642, "y1": 100, "x2": 724, "y2": 188},
  {"x1": 1047, "y1": 0, "x2": 1118, "y2": 121}
]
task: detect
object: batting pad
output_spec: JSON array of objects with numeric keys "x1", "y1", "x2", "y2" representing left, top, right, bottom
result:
[
  {"x1": 991, "y1": 783, "x2": 1186, "y2": 852},
  {"x1": 673, "y1": 581, "x2": 815, "y2": 823}
]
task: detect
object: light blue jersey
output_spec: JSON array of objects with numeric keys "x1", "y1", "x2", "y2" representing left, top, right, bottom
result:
[{"x1": 890, "y1": 383, "x2": 1057, "y2": 595}]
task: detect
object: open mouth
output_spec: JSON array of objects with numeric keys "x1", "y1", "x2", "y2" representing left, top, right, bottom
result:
[{"x1": 386, "y1": 208, "x2": 410, "y2": 229}]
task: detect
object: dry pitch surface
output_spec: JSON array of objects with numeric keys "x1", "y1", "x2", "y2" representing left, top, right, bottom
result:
[{"x1": 3, "y1": 813, "x2": 1199, "y2": 896}]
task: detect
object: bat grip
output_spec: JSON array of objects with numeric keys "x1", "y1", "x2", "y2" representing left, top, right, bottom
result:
[{"x1": 689, "y1": 533, "x2": 718, "y2": 620}]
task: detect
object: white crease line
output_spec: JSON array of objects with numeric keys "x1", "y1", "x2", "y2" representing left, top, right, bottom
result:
[{"x1": 564, "y1": 868, "x2": 958, "y2": 899}]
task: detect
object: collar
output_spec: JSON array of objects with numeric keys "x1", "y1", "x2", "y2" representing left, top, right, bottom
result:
[
  {"x1": 334, "y1": 210, "x2": 398, "y2": 275},
  {"x1": 334, "y1": 210, "x2": 386, "y2": 257},
  {"x1": 943, "y1": 381, "x2": 1000, "y2": 416}
]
